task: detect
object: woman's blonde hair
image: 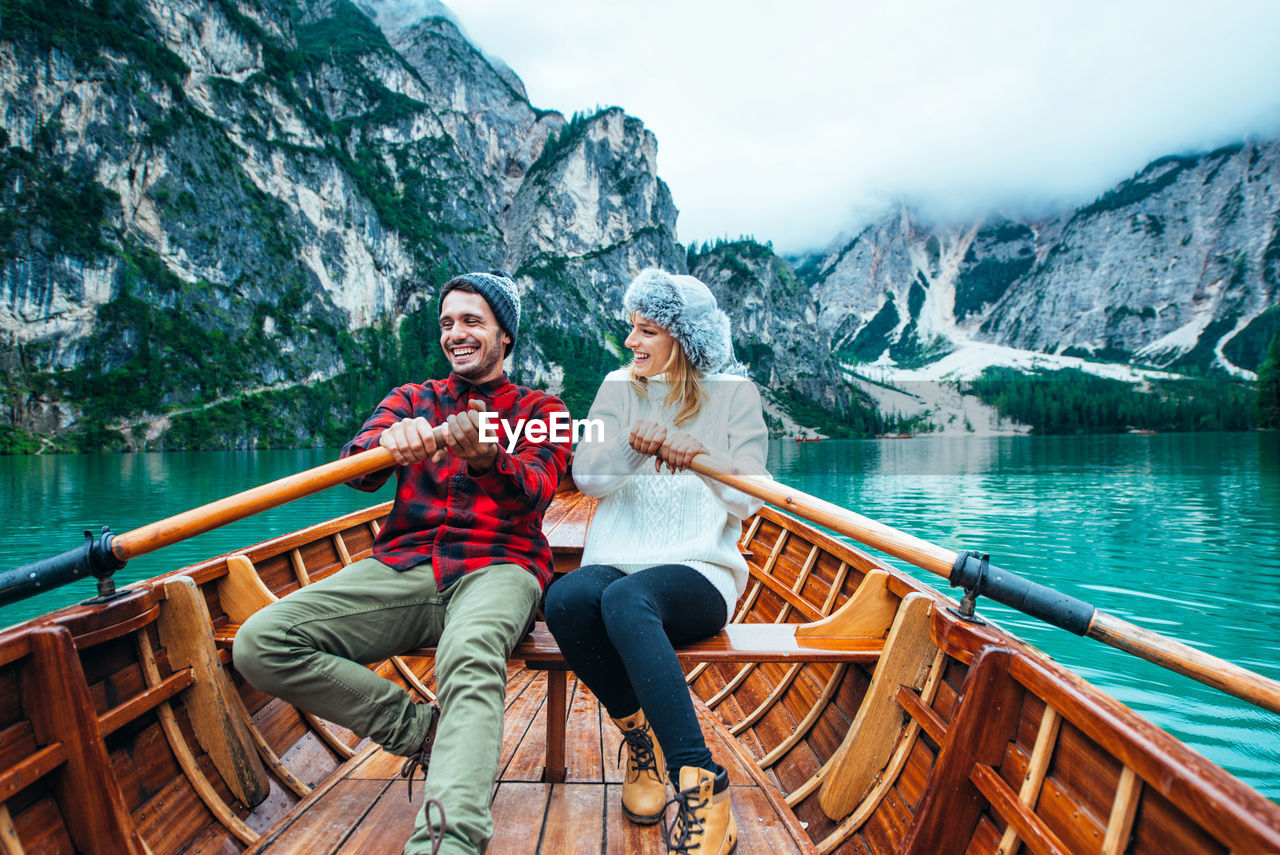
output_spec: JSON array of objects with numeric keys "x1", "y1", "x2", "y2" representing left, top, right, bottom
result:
[{"x1": 630, "y1": 330, "x2": 706, "y2": 427}]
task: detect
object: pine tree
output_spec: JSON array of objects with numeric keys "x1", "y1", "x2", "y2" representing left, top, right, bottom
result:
[{"x1": 1258, "y1": 329, "x2": 1280, "y2": 429}]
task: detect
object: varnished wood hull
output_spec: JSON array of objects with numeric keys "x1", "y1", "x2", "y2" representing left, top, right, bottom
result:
[{"x1": 0, "y1": 492, "x2": 1277, "y2": 854}]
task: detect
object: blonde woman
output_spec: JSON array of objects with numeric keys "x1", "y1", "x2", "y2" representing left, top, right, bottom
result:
[{"x1": 545, "y1": 269, "x2": 768, "y2": 855}]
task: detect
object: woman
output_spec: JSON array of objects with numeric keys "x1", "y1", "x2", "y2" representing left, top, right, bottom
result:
[{"x1": 544, "y1": 269, "x2": 768, "y2": 855}]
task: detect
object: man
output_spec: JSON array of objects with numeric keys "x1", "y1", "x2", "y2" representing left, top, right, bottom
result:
[{"x1": 235, "y1": 271, "x2": 571, "y2": 855}]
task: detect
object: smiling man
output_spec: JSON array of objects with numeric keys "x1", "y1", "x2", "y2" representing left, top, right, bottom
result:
[{"x1": 234, "y1": 271, "x2": 571, "y2": 855}]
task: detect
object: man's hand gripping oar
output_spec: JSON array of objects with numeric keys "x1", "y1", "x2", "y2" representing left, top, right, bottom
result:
[{"x1": 379, "y1": 399, "x2": 496, "y2": 473}]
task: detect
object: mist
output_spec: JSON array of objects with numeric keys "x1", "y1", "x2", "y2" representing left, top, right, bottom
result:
[{"x1": 373, "y1": 0, "x2": 1280, "y2": 253}]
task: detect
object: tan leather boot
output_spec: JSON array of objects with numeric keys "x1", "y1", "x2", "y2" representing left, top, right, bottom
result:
[
  {"x1": 666, "y1": 766, "x2": 736, "y2": 855},
  {"x1": 613, "y1": 710, "x2": 666, "y2": 824}
]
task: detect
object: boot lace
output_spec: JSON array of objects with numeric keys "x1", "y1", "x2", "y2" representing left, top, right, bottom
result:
[
  {"x1": 399, "y1": 703, "x2": 441, "y2": 799},
  {"x1": 663, "y1": 783, "x2": 708, "y2": 854},
  {"x1": 617, "y1": 724, "x2": 659, "y2": 777},
  {"x1": 421, "y1": 797, "x2": 446, "y2": 855}
]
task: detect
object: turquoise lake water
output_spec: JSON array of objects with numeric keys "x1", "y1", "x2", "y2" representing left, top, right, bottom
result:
[{"x1": 2, "y1": 433, "x2": 1277, "y2": 799}]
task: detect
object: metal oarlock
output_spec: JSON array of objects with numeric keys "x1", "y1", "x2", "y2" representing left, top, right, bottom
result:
[
  {"x1": 948, "y1": 549, "x2": 1096, "y2": 636},
  {"x1": 0, "y1": 525, "x2": 127, "y2": 607},
  {"x1": 949, "y1": 551, "x2": 989, "y2": 624},
  {"x1": 85, "y1": 525, "x2": 129, "y2": 602}
]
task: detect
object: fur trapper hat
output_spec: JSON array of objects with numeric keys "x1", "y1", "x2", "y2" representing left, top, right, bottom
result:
[{"x1": 624, "y1": 269, "x2": 737, "y2": 373}]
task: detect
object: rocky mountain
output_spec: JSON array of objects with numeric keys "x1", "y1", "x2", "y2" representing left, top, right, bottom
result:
[
  {"x1": 684, "y1": 141, "x2": 1278, "y2": 434},
  {"x1": 0, "y1": 0, "x2": 1274, "y2": 452},
  {"x1": 806, "y1": 141, "x2": 1280, "y2": 382},
  {"x1": 0, "y1": 0, "x2": 681, "y2": 451}
]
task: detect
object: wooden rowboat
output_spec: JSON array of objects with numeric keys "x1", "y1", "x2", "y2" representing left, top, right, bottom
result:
[{"x1": 2, "y1": 476, "x2": 1279, "y2": 853}]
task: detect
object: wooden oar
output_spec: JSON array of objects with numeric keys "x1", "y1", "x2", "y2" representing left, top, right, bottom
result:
[
  {"x1": 686, "y1": 453, "x2": 1280, "y2": 717},
  {"x1": 111, "y1": 445, "x2": 400, "y2": 561},
  {"x1": 1, "y1": 443, "x2": 416, "y2": 606}
]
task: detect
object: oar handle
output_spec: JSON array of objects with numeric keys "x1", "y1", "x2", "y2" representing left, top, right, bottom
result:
[
  {"x1": 112, "y1": 446, "x2": 400, "y2": 561},
  {"x1": 685, "y1": 451, "x2": 1280, "y2": 717}
]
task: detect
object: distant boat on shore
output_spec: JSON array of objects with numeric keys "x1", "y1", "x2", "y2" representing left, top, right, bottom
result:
[
  {"x1": 875, "y1": 433, "x2": 914, "y2": 439},
  {"x1": 794, "y1": 435, "x2": 824, "y2": 442}
]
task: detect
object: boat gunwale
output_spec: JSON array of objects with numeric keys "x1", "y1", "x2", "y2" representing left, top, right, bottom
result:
[{"x1": 927, "y1": 606, "x2": 1280, "y2": 849}]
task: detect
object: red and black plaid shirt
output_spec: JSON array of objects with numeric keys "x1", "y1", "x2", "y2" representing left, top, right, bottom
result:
[{"x1": 341, "y1": 372, "x2": 571, "y2": 591}]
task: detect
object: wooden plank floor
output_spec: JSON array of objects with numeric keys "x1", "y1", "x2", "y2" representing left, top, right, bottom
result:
[{"x1": 250, "y1": 665, "x2": 815, "y2": 854}]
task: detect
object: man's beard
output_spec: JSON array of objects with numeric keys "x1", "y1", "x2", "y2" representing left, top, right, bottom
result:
[{"x1": 450, "y1": 346, "x2": 503, "y2": 380}]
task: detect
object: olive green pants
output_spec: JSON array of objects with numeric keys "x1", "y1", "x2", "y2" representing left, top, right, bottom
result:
[{"x1": 234, "y1": 558, "x2": 541, "y2": 855}]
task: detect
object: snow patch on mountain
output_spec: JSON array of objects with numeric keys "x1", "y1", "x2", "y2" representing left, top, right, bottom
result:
[{"x1": 856, "y1": 339, "x2": 1182, "y2": 385}]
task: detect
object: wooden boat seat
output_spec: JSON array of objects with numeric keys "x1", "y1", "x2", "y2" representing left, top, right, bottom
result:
[
  {"x1": 212, "y1": 619, "x2": 883, "y2": 784},
  {"x1": 213, "y1": 551, "x2": 897, "y2": 783},
  {"x1": 214, "y1": 621, "x2": 884, "y2": 662},
  {"x1": 498, "y1": 621, "x2": 884, "y2": 665}
]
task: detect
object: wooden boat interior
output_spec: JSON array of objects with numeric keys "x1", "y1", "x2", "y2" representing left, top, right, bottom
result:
[{"x1": 1, "y1": 488, "x2": 1278, "y2": 854}]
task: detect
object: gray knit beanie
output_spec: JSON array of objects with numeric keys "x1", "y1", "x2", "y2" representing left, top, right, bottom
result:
[
  {"x1": 440, "y1": 270, "x2": 521, "y2": 356},
  {"x1": 623, "y1": 269, "x2": 737, "y2": 373}
]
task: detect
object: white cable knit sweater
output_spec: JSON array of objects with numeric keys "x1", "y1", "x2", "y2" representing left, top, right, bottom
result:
[{"x1": 572, "y1": 370, "x2": 770, "y2": 622}]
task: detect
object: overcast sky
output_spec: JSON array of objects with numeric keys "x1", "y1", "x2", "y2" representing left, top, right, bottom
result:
[{"x1": 376, "y1": 1, "x2": 1280, "y2": 254}]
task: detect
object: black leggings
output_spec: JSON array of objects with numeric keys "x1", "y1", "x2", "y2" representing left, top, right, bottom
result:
[{"x1": 543, "y1": 563, "x2": 727, "y2": 779}]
